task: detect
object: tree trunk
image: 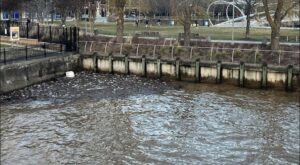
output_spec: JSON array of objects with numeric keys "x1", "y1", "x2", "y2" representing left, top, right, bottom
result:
[
  {"x1": 270, "y1": 23, "x2": 281, "y2": 51},
  {"x1": 245, "y1": 4, "x2": 251, "y2": 39},
  {"x1": 183, "y1": 22, "x2": 191, "y2": 46},
  {"x1": 116, "y1": 7, "x2": 124, "y2": 43}
]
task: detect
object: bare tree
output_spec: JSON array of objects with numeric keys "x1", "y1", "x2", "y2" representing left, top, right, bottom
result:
[
  {"x1": 175, "y1": 0, "x2": 204, "y2": 46},
  {"x1": 88, "y1": 0, "x2": 97, "y2": 34},
  {"x1": 111, "y1": 0, "x2": 127, "y2": 43},
  {"x1": 239, "y1": 0, "x2": 257, "y2": 39},
  {"x1": 262, "y1": 0, "x2": 299, "y2": 50}
]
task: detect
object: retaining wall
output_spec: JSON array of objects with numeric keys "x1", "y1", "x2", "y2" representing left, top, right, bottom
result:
[
  {"x1": 81, "y1": 53, "x2": 300, "y2": 92},
  {"x1": 0, "y1": 53, "x2": 80, "y2": 94}
]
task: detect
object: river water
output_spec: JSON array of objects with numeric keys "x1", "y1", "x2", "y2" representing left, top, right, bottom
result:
[{"x1": 0, "y1": 72, "x2": 299, "y2": 165}]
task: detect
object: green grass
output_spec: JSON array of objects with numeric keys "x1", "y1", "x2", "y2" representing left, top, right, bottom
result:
[
  {"x1": 64, "y1": 21, "x2": 299, "y2": 42},
  {"x1": 0, "y1": 44, "x2": 12, "y2": 48}
]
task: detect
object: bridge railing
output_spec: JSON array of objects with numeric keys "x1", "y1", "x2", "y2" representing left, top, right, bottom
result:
[
  {"x1": 78, "y1": 41, "x2": 300, "y2": 66},
  {"x1": 0, "y1": 43, "x2": 65, "y2": 65}
]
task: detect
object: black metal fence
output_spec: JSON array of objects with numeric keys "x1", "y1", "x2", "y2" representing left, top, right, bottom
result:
[
  {"x1": 0, "y1": 21, "x2": 79, "y2": 47},
  {"x1": 0, "y1": 43, "x2": 65, "y2": 65}
]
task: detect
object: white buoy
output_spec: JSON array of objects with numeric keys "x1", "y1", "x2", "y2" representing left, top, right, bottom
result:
[{"x1": 66, "y1": 71, "x2": 75, "y2": 78}]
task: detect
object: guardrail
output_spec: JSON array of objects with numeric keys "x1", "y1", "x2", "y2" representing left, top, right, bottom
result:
[
  {"x1": 78, "y1": 41, "x2": 300, "y2": 66},
  {"x1": 0, "y1": 43, "x2": 65, "y2": 65}
]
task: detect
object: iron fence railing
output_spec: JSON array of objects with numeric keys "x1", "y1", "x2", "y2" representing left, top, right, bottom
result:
[
  {"x1": 79, "y1": 41, "x2": 300, "y2": 66},
  {"x1": 0, "y1": 43, "x2": 65, "y2": 65}
]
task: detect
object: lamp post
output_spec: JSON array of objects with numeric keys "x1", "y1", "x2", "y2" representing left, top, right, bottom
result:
[{"x1": 232, "y1": 0, "x2": 235, "y2": 44}]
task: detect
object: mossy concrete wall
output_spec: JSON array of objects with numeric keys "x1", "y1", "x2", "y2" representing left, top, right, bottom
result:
[
  {"x1": 81, "y1": 54, "x2": 300, "y2": 92},
  {"x1": 0, "y1": 53, "x2": 80, "y2": 94}
]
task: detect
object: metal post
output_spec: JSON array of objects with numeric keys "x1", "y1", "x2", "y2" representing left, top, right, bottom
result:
[
  {"x1": 4, "y1": 48, "x2": 6, "y2": 64},
  {"x1": 44, "y1": 43, "x2": 47, "y2": 57},
  {"x1": 231, "y1": 0, "x2": 235, "y2": 44},
  {"x1": 25, "y1": 46, "x2": 28, "y2": 60},
  {"x1": 37, "y1": 23, "x2": 40, "y2": 41},
  {"x1": 60, "y1": 42, "x2": 63, "y2": 52},
  {"x1": 49, "y1": 26, "x2": 52, "y2": 42},
  {"x1": 26, "y1": 22, "x2": 29, "y2": 38}
]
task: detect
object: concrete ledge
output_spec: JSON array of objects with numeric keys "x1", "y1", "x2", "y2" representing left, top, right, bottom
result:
[{"x1": 0, "y1": 53, "x2": 80, "y2": 94}]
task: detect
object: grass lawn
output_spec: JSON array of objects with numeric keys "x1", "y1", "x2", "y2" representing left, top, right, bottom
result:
[
  {"x1": 65, "y1": 21, "x2": 299, "y2": 42},
  {"x1": 0, "y1": 44, "x2": 12, "y2": 48}
]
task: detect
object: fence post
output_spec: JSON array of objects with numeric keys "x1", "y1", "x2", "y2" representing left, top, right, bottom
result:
[
  {"x1": 72, "y1": 27, "x2": 77, "y2": 52},
  {"x1": 4, "y1": 48, "x2": 6, "y2": 64},
  {"x1": 261, "y1": 62, "x2": 268, "y2": 89},
  {"x1": 26, "y1": 22, "x2": 29, "y2": 38},
  {"x1": 171, "y1": 46, "x2": 174, "y2": 60},
  {"x1": 70, "y1": 27, "x2": 73, "y2": 50},
  {"x1": 44, "y1": 43, "x2": 46, "y2": 57},
  {"x1": 195, "y1": 59, "x2": 201, "y2": 82},
  {"x1": 286, "y1": 65, "x2": 293, "y2": 91},
  {"x1": 176, "y1": 57, "x2": 181, "y2": 80},
  {"x1": 49, "y1": 26, "x2": 52, "y2": 42},
  {"x1": 239, "y1": 61, "x2": 245, "y2": 87},
  {"x1": 60, "y1": 42, "x2": 63, "y2": 52},
  {"x1": 216, "y1": 61, "x2": 222, "y2": 84},
  {"x1": 25, "y1": 46, "x2": 28, "y2": 60},
  {"x1": 37, "y1": 23, "x2": 40, "y2": 41}
]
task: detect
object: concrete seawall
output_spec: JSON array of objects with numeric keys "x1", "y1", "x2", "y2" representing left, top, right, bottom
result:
[
  {"x1": 0, "y1": 53, "x2": 80, "y2": 94},
  {"x1": 81, "y1": 54, "x2": 300, "y2": 92}
]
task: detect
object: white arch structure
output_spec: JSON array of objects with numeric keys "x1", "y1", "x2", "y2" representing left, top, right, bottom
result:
[{"x1": 207, "y1": 0, "x2": 246, "y2": 26}]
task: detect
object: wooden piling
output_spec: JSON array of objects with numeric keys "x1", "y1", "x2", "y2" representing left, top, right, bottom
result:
[
  {"x1": 109, "y1": 54, "x2": 113, "y2": 74},
  {"x1": 239, "y1": 62, "x2": 245, "y2": 87},
  {"x1": 124, "y1": 54, "x2": 129, "y2": 75},
  {"x1": 142, "y1": 55, "x2": 146, "y2": 77},
  {"x1": 176, "y1": 58, "x2": 181, "y2": 80},
  {"x1": 216, "y1": 61, "x2": 222, "y2": 84},
  {"x1": 157, "y1": 56, "x2": 161, "y2": 78},
  {"x1": 195, "y1": 59, "x2": 201, "y2": 82},
  {"x1": 286, "y1": 65, "x2": 293, "y2": 91},
  {"x1": 261, "y1": 63, "x2": 268, "y2": 89}
]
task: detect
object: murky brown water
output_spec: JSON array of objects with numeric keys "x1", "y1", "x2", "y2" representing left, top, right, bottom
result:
[{"x1": 1, "y1": 72, "x2": 299, "y2": 165}]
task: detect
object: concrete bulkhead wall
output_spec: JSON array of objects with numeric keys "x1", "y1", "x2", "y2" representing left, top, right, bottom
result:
[
  {"x1": 81, "y1": 53, "x2": 300, "y2": 92},
  {"x1": 0, "y1": 53, "x2": 80, "y2": 94}
]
